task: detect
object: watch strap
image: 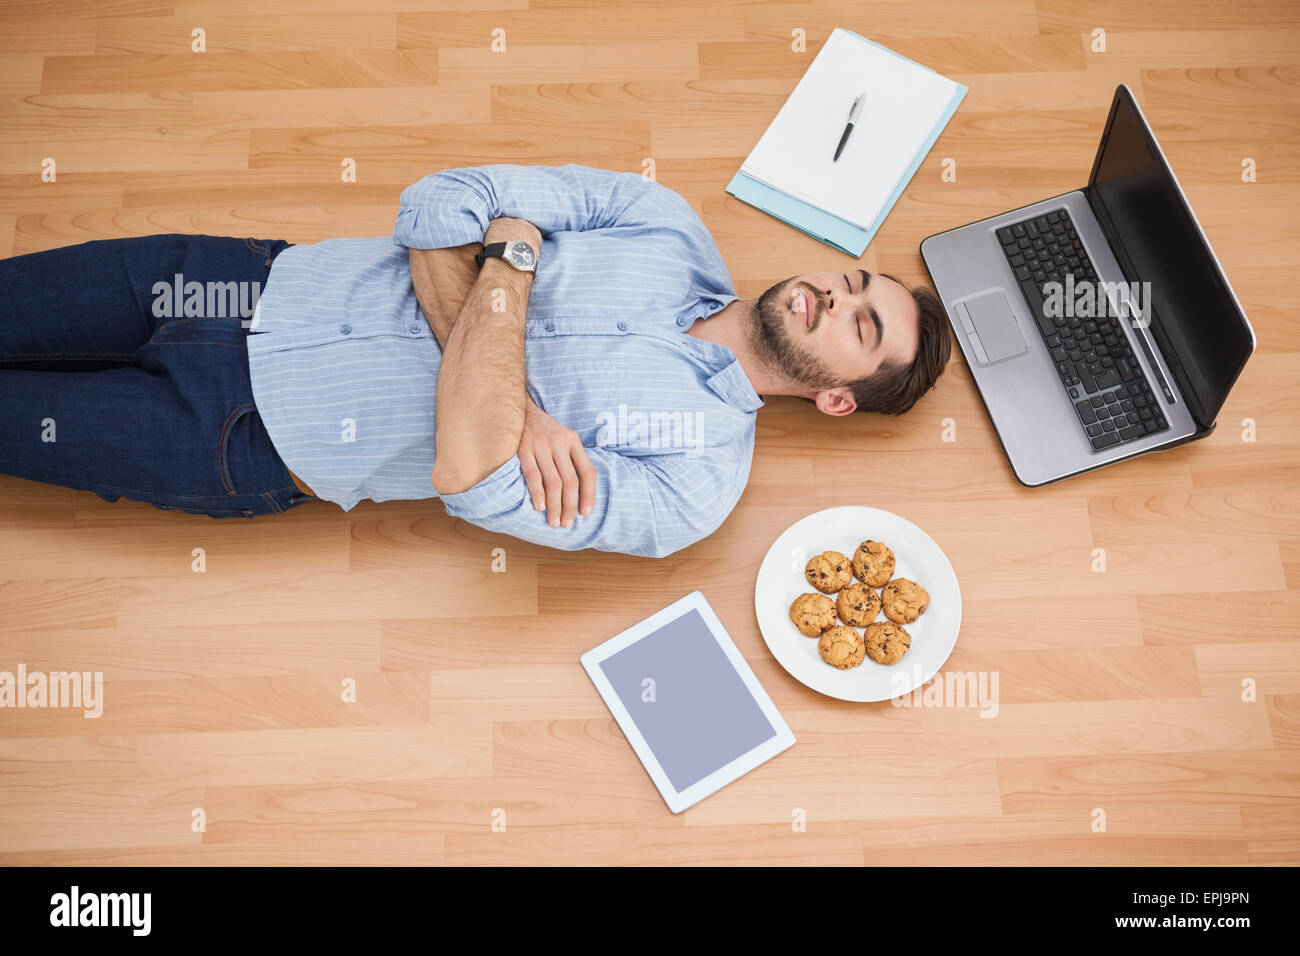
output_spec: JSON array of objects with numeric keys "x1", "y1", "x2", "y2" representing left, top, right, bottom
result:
[{"x1": 474, "y1": 242, "x2": 508, "y2": 268}]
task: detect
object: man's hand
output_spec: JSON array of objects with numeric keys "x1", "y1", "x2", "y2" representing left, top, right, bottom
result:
[{"x1": 518, "y1": 399, "x2": 596, "y2": 528}]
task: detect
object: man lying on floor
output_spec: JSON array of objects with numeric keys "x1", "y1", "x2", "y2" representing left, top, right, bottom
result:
[{"x1": 0, "y1": 164, "x2": 951, "y2": 557}]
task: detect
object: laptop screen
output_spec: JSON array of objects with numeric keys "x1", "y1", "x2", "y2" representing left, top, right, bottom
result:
[{"x1": 1088, "y1": 87, "x2": 1253, "y2": 427}]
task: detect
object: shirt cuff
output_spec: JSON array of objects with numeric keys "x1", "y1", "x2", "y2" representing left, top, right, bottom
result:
[
  {"x1": 392, "y1": 172, "x2": 492, "y2": 249},
  {"x1": 436, "y1": 454, "x2": 522, "y2": 518}
]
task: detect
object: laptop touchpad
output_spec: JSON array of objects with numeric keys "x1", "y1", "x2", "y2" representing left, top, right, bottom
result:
[{"x1": 960, "y1": 290, "x2": 1028, "y2": 364}]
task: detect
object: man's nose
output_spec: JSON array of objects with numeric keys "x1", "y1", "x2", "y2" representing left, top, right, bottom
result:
[{"x1": 823, "y1": 285, "x2": 850, "y2": 317}]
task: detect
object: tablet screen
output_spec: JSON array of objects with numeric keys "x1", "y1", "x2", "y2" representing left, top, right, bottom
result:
[{"x1": 598, "y1": 607, "x2": 778, "y2": 791}]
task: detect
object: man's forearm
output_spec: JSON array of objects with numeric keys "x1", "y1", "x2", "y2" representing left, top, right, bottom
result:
[
  {"x1": 430, "y1": 258, "x2": 533, "y2": 494},
  {"x1": 410, "y1": 245, "x2": 543, "y2": 414},
  {"x1": 410, "y1": 244, "x2": 480, "y2": 349}
]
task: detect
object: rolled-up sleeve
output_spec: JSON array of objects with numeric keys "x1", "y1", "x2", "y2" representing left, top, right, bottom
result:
[
  {"x1": 437, "y1": 446, "x2": 743, "y2": 559},
  {"x1": 394, "y1": 163, "x2": 681, "y2": 249}
]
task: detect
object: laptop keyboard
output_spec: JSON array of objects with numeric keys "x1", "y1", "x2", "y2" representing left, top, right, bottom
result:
[{"x1": 996, "y1": 209, "x2": 1168, "y2": 451}]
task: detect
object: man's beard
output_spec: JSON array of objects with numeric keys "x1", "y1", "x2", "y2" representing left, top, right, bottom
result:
[{"x1": 749, "y1": 279, "x2": 842, "y2": 391}]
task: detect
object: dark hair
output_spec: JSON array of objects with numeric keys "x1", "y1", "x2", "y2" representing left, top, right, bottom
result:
[{"x1": 830, "y1": 275, "x2": 951, "y2": 416}]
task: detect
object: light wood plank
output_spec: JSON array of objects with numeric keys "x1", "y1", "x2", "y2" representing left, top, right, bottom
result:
[{"x1": 1, "y1": 0, "x2": 1296, "y2": 867}]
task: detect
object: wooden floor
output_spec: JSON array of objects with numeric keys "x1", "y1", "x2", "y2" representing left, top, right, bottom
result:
[{"x1": 1, "y1": 0, "x2": 1298, "y2": 866}]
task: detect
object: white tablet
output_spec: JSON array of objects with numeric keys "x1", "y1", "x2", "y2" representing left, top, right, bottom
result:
[{"x1": 580, "y1": 591, "x2": 796, "y2": 814}]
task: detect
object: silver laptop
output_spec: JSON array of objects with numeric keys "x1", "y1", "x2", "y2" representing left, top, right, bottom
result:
[{"x1": 920, "y1": 84, "x2": 1255, "y2": 486}]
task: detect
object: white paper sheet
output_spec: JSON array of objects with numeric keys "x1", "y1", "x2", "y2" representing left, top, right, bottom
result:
[{"x1": 741, "y1": 28, "x2": 962, "y2": 230}]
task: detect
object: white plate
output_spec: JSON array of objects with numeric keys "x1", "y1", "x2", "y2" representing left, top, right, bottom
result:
[{"x1": 754, "y1": 506, "x2": 962, "y2": 702}]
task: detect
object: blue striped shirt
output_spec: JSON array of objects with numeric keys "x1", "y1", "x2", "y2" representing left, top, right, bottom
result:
[{"x1": 245, "y1": 163, "x2": 762, "y2": 558}]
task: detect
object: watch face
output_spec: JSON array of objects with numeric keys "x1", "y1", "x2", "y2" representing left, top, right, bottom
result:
[{"x1": 510, "y1": 243, "x2": 536, "y2": 268}]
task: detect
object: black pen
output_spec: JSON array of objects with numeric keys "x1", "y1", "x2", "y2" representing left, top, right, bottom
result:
[{"x1": 832, "y1": 93, "x2": 866, "y2": 162}]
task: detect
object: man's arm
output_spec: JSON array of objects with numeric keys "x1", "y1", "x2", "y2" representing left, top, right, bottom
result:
[
  {"x1": 410, "y1": 241, "x2": 596, "y2": 527},
  {"x1": 430, "y1": 218, "x2": 540, "y2": 496},
  {"x1": 409, "y1": 243, "x2": 479, "y2": 348},
  {"x1": 399, "y1": 164, "x2": 700, "y2": 520},
  {"x1": 394, "y1": 163, "x2": 672, "y2": 252},
  {"x1": 437, "y1": 444, "x2": 745, "y2": 559},
  {"x1": 401, "y1": 163, "x2": 664, "y2": 345}
]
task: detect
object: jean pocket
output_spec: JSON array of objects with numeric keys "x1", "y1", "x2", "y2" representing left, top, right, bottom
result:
[
  {"x1": 218, "y1": 402, "x2": 278, "y2": 497},
  {"x1": 245, "y1": 237, "x2": 292, "y2": 267}
]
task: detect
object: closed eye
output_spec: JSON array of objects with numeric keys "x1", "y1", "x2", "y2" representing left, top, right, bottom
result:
[
  {"x1": 846, "y1": 273, "x2": 864, "y2": 346},
  {"x1": 847, "y1": 270, "x2": 883, "y2": 349}
]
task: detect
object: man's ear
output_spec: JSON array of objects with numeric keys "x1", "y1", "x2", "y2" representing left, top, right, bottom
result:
[{"x1": 813, "y1": 387, "x2": 857, "y2": 417}]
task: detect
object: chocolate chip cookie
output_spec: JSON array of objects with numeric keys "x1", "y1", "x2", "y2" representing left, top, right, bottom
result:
[
  {"x1": 804, "y1": 550, "x2": 852, "y2": 594},
  {"x1": 881, "y1": 578, "x2": 928, "y2": 624},
  {"x1": 863, "y1": 621, "x2": 912, "y2": 665},
  {"x1": 835, "y1": 582, "x2": 881, "y2": 627},
  {"x1": 852, "y1": 540, "x2": 896, "y2": 588},
  {"x1": 789, "y1": 593, "x2": 836, "y2": 637},
  {"x1": 819, "y1": 624, "x2": 866, "y2": 669}
]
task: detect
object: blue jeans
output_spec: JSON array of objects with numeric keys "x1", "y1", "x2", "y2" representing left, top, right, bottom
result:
[{"x1": 0, "y1": 234, "x2": 315, "y2": 517}]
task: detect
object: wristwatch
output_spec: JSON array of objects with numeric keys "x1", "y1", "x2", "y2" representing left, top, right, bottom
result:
[{"x1": 475, "y1": 240, "x2": 538, "y2": 273}]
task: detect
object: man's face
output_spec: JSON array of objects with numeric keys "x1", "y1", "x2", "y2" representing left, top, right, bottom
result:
[{"x1": 751, "y1": 270, "x2": 920, "y2": 414}]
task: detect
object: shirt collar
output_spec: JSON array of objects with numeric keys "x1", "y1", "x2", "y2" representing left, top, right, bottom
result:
[
  {"x1": 704, "y1": 357, "x2": 764, "y2": 412},
  {"x1": 680, "y1": 295, "x2": 764, "y2": 413}
]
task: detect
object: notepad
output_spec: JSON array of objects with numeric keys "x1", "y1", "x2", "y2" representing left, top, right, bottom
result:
[{"x1": 726, "y1": 28, "x2": 967, "y2": 255}]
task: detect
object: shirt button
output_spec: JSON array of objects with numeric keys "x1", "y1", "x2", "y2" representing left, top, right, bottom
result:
[
  {"x1": 409, "y1": 324, "x2": 420, "y2": 334},
  {"x1": 617, "y1": 321, "x2": 627, "y2": 331},
  {"x1": 544, "y1": 322, "x2": 555, "y2": 332},
  {"x1": 340, "y1": 323, "x2": 351, "y2": 334},
  {"x1": 677, "y1": 316, "x2": 689, "y2": 326}
]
